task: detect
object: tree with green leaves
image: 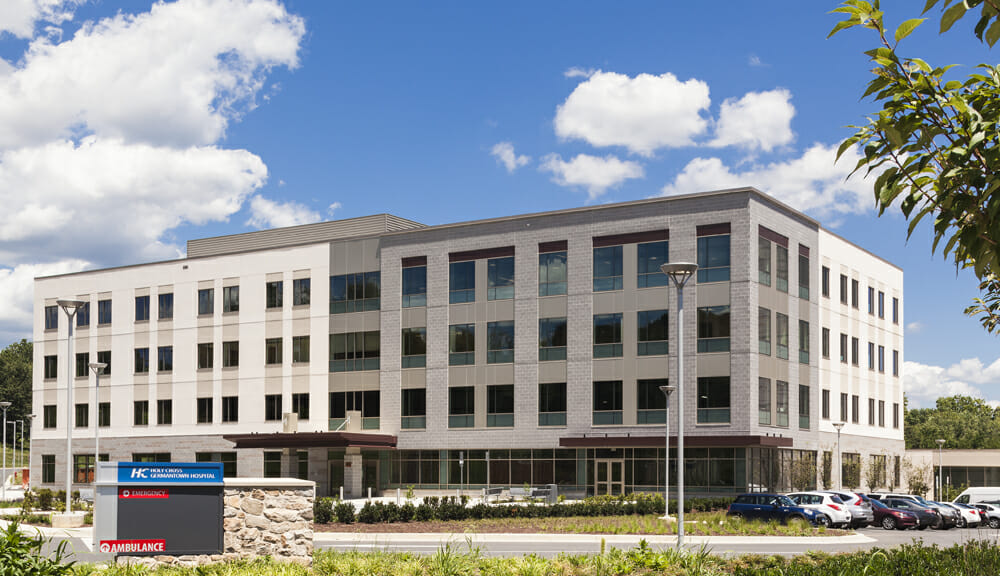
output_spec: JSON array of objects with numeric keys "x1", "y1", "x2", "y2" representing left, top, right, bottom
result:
[
  {"x1": 830, "y1": 0, "x2": 1000, "y2": 332},
  {"x1": 905, "y1": 394, "x2": 1000, "y2": 448},
  {"x1": 0, "y1": 340, "x2": 32, "y2": 433}
]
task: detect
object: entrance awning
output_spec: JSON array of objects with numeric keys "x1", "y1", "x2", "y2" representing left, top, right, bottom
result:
[
  {"x1": 559, "y1": 434, "x2": 793, "y2": 448},
  {"x1": 224, "y1": 432, "x2": 397, "y2": 450}
]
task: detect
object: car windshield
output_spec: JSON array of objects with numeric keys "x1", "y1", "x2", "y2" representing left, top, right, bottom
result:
[
  {"x1": 871, "y1": 499, "x2": 887, "y2": 510},
  {"x1": 830, "y1": 495, "x2": 844, "y2": 504},
  {"x1": 913, "y1": 497, "x2": 934, "y2": 507},
  {"x1": 771, "y1": 495, "x2": 795, "y2": 506}
]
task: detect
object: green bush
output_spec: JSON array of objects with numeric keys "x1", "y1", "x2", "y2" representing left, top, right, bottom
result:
[
  {"x1": 333, "y1": 500, "x2": 355, "y2": 524},
  {"x1": 0, "y1": 520, "x2": 75, "y2": 575},
  {"x1": 36, "y1": 489, "x2": 53, "y2": 511},
  {"x1": 313, "y1": 497, "x2": 334, "y2": 524}
]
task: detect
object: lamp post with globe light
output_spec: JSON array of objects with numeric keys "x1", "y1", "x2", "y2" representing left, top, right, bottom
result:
[{"x1": 57, "y1": 299, "x2": 86, "y2": 519}]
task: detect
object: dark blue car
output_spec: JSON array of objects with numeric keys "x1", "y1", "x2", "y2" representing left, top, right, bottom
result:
[{"x1": 727, "y1": 493, "x2": 824, "y2": 525}]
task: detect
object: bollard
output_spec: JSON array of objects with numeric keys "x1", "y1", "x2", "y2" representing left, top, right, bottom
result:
[
  {"x1": 368, "y1": 487, "x2": 372, "y2": 500},
  {"x1": 340, "y1": 486, "x2": 343, "y2": 501},
  {"x1": 397, "y1": 488, "x2": 400, "y2": 505}
]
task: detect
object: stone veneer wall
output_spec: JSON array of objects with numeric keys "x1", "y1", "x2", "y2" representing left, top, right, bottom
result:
[{"x1": 120, "y1": 481, "x2": 314, "y2": 568}]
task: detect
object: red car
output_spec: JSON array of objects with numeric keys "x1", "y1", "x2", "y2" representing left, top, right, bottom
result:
[{"x1": 871, "y1": 498, "x2": 919, "y2": 530}]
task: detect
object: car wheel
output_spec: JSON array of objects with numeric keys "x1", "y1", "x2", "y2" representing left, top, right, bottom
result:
[
  {"x1": 917, "y1": 525, "x2": 929, "y2": 530},
  {"x1": 881, "y1": 516, "x2": 896, "y2": 530},
  {"x1": 990, "y1": 518, "x2": 1000, "y2": 529},
  {"x1": 957, "y1": 517, "x2": 967, "y2": 528},
  {"x1": 816, "y1": 514, "x2": 831, "y2": 527},
  {"x1": 932, "y1": 516, "x2": 944, "y2": 530}
]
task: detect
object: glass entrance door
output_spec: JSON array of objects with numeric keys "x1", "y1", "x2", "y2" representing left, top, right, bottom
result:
[
  {"x1": 363, "y1": 459, "x2": 379, "y2": 494},
  {"x1": 594, "y1": 459, "x2": 624, "y2": 495}
]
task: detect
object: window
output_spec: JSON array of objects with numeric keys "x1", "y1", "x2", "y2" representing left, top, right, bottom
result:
[
  {"x1": 293, "y1": 278, "x2": 311, "y2": 306},
  {"x1": 487, "y1": 256, "x2": 514, "y2": 300},
  {"x1": 593, "y1": 245, "x2": 623, "y2": 291},
  {"x1": 868, "y1": 342, "x2": 877, "y2": 370},
  {"x1": 697, "y1": 306, "x2": 730, "y2": 353},
  {"x1": 75, "y1": 352, "x2": 89, "y2": 378},
  {"x1": 265, "y1": 394, "x2": 282, "y2": 421},
  {"x1": 593, "y1": 313, "x2": 623, "y2": 358},
  {"x1": 402, "y1": 328, "x2": 426, "y2": 368},
  {"x1": 330, "y1": 331, "x2": 380, "y2": 371},
  {"x1": 776, "y1": 245, "x2": 789, "y2": 292},
  {"x1": 292, "y1": 393, "x2": 310, "y2": 420},
  {"x1": 799, "y1": 385, "x2": 810, "y2": 429},
  {"x1": 134, "y1": 400, "x2": 149, "y2": 426},
  {"x1": 198, "y1": 343, "x2": 213, "y2": 369},
  {"x1": 98, "y1": 299, "x2": 112, "y2": 324},
  {"x1": 775, "y1": 312, "x2": 789, "y2": 360},
  {"x1": 98, "y1": 402, "x2": 110, "y2": 427},
  {"x1": 637, "y1": 379, "x2": 668, "y2": 424},
  {"x1": 266, "y1": 338, "x2": 283, "y2": 365},
  {"x1": 157, "y1": 399, "x2": 172, "y2": 425},
  {"x1": 197, "y1": 397, "x2": 213, "y2": 423},
  {"x1": 134, "y1": 347, "x2": 149, "y2": 373},
  {"x1": 776, "y1": 380, "x2": 789, "y2": 427},
  {"x1": 822, "y1": 389, "x2": 830, "y2": 419},
  {"x1": 157, "y1": 346, "x2": 172, "y2": 372},
  {"x1": 878, "y1": 345, "x2": 885, "y2": 373},
  {"x1": 222, "y1": 341, "x2": 239, "y2": 367},
  {"x1": 43, "y1": 405, "x2": 56, "y2": 429},
  {"x1": 449, "y1": 386, "x2": 475, "y2": 428},
  {"x1": 449, "y1": 324, "x2": 475, "y2": 365},
  {"x1": 402, "y1": 264, "x2": 427, "y2": 307},
  {"x1": 758, "y1": 308, "x2": 771, "y2": 355},
  {"x1": 266, "y1": 281, "x2": 283, "y2": 309},
  {"x1": 331, "y1": 271, "x2": 382, "y2": 312},
  {"x1": 840, "y1": 274, "x2": 848, "y2": 304},
  {"x1": 799, "y1": 252, "x2": 810, "y2": 299},
  {"x1": 637, "y1": 310, "x2": 668, "y2": 356},
  {"x1": 222, "y1": 396, "x2": 238, "y2": 423},
  {"x1": 449, "y1": 261, "x2": 476, "y2": 303},
  {"x1": 75, "y1": 403, "x2": 88, "y2": 428},
  {"x1": 42, "y1": 455, "x2": 56, "y2": 483},
  {"x1": 851, "y1": 394, "x2": 860, "y2": 423},
  {"x1": 593, "y1": 380, "x2": 623, "y2": 425},
  {"x1": 487, "y1": 321, "x2": 514, "y2": 364},
  {"x1": 878, "y1": 291, "x2": 885, "y2": 319},
  {"x1": 851, "y1": 337, "x2": 859, "y2": 366},
  {"x1": 799, "y1": 320, "x2": 809, "y2": 364},
  {"x1": 158, "y1": 293, "x2": 173, "y2": 319},
  {"x1": 292, "y1": 336, "x2": 310, "y2": 363},
  {"x1": 840, "y1": 393, "x2": 848, "y2": 422},
  {"x1": 223, "y1": 286, "x2": 239, "y2": 313},
  {"x1": 538, "y1": 382, "x2": 567, "y2": 426},
  {"x1": 329, "y1": 390, "x2": 380, "y2": 428},
  {"x1": 822, "y1": 266, "x2": 830, "y2": 297},
  {"x1": 97, "y1": 350, "x2": 111, "y2": 375},
  {"x1": 758, "y1": 378, "x2": 771, "y2": 425},
  {"x1": 43, "y1": 355, "x2": 57, "y2": 379},
  {"x1": 401, "y1": 388, "x2": 426, "y2": 429},
  {"x1": 879, "y1": 400, "x2": 885, "y2": 427},
  {"x1": 893, "y1": 402, "x2": 900, "y2": 428},
  {"x1": 198, "y1": 288, "x2": 214, "y2": 315},
  {"x1": 263, "y1": 452, "x2": 281, "y2": 478},
  {"x1": 77, "y1": 302, "x2": 90, "y2": 327},
  {"x1": 196, "y1": 452, "x2": 237, "y2": 477},
  {"x1": 868, "y1": 398, "x2": 876, "y2": 426},
  {"x1": 133, "y1": 453, "x2": 170, "y2": 463},
  {"x1": 697, "y1": 233, "x2": 730, "y2": 282},
  {"x1": 893, "y1": 350, "x2": 899, "y2": 376},
  {"x1": 868, "y1": 286, "x2": 875, "y2": 315},
  {"x1": 758, "y1": 237, "x2": 771, "y2": 286},
  {"x1": 697, "y1": 376, "x2": 730, "y2": 423},
  {"x1": 637, "y1": 241, "x2": 669, "y2": 288},
  {"x1": 822, "y1": 328, "x2": 830, "y2": 359},
  {"x1": 851, "y1": 279, "x2": 859, "y2": 308},
  {"x1": 539, "y1": 317, "x2": 567, "y2": 361},
  {"x1": 839, "y1": 333, "x2": 848, "y2": 363},
  {"x1": 73, "y1": 455, "x2": 101, "y2": 483},
  {"x1": 135, "y1": 295, "x2": 150, "y2": 322},
  {"x1": 892, "y1": 297, "x2": 899, "y2": 324},
  {"x1": 539, "y1": 250, "x2": 567, "y2": 296},
  {"x1": 487, "y1": 384, "x2": 514, "y2": 427},
  {"x1": 45, "y1": 306, "x2": 58, "y2": 330}
]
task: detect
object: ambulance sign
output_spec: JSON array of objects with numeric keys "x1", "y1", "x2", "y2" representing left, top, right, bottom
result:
[{"x1": 99, "y1": 540, "x2": 166, "y2": 554}]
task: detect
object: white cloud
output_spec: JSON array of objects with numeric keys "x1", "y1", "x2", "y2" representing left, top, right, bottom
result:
[
  {"x1": 246, "y1": 195, "x2": 320, "y2": 229},
  {"x1": 660, "y1": 143, "x2": 875, "y2": 216},
  {"x1": 554, "y1": 71, "x2": 711, "y2": 156},
  {"x1": 328, "y1": 202, "x2": 342, "y2": 217},
  {"x1": 0, "y1": 0, "x2": 81, "y2": 39},
  {"x1": 490, "y1": 141, "x2": 530, "y2": 173},
  {"x1": 541, "y1": 153, "x2": 644, "y2": 200},
  {"x1": 904, "y1": 358, "x2": 1000, "y2": 408},
  {"x1": 748, "y1": 54, "x2": 765, "y2": 67},
  {"x1": 0, "y1": 259, "x2": 88, "y2": 342},
  {"x1": 907, "y1": 321, "x2": 924, "y2": 334},
  {"x1": 563, "y1": 67, "x2": 596, "y2": 78},
  {"x1": 709, "y1": 89, "x2": 795, "y2": 152}
]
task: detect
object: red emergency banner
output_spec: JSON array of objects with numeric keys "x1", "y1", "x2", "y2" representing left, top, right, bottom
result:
[
  {"x1": 99, "y1": 540, "x2": 166, "y2": 553},
  {"x1": 118, "y1": 488, "x2": 169, "y2": 499}
]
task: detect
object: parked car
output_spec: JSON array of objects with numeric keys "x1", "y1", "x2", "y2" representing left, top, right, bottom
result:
[
  {"x1": 870, "y1": 498, "x2": 918, "y2": 530},
  {"x1": 819, "y1": 491, "x2": 874, "y2": 527},
  {"x1": 881, "y1": 498, "x2": 938, "y2": 529},
  {"x1": 787, "y1": 492, "x2": 852, "y2": 528},
  {"x1": 727, "y1": 493, "x2": 824, "y2": 525},
  {"x1": 953, "y1": 487, "x2": 1000, "y2": 505},
  {"x1": 938, "y1": 502, "x2": 981, "y2": 527},
  {"x1": 871, "y1": 493, "x2": 958, "y2": 529},
  {"x1": 974, "y1": 502, "x2": 1000, "y2": 528}
]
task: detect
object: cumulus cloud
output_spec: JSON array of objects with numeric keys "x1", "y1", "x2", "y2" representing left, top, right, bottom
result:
[
  {"x1": 907, "y1": 322, "x2": 924, "y2": 334},
  {"x1": 0, "y1": 0, "x2": 81, "y2": 39},
  {"x1": 660, "y1": 143, "x2": 875, "y2": 216},
  {"x1": 905, "y1": 358, "x2": 1000, "y2": 408},
  {"x1": 540, "y1": 153, "x2": 644, "y2": 200},
  {"x1": 491, "y1": 141, "x2": 530, "y2": 172},
  {"x1": 554, "y1": 71, "x2": 711, "y2": 156},
  {"x1": 564, "y1": 67, "x2": 596, "y2": 78},
  {"x1": 748, "y1": 55, "x2": 765, "y2": 67},
  {"x1": 246, "y1": 195, "x2": 321, "y2": 229},
  {"x1": 328, "y1": 202, "x2": 342, "y2": 217},
  {"x1": 0, "y1": 259, "x2": 88, "y2": 343},
  {"x1": 709, "y1": 89, "x2": 795, "y2": 152}
]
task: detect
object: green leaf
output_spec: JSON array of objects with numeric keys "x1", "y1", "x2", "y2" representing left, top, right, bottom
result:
[
  {"x1": 828, "y1": 18, "x2": 859, "y2": 38},
  {"x1": 940, "y1": 2, "x2": 967, "y2": 33},
  {"x1": 985, "y1": 19, "x2": 1000, "y2": 47},
  {"x1": 895, "y1": 18, "x2": 925, "y2": 42},
  {"x1": 921, "y1": 0, "x2": 940, "y2": 15}
]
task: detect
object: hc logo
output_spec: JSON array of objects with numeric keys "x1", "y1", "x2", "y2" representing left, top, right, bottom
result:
[{"x1": 130, "y1": 468, "x2": 148, "y2": 479}]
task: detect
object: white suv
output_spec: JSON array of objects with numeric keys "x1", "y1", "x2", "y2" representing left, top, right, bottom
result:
[{"x1": 787, "y1": 491, "x2": 853, "y2": 528}]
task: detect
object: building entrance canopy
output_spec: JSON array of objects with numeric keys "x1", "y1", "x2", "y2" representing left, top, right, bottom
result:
[{"x1": 223, "y1": 432, "x2": 396, "y2": 450}]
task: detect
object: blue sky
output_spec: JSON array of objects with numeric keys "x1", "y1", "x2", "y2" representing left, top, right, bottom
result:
[{"x1": 0, "y1": 0, "x2": 996, "y2": 406}]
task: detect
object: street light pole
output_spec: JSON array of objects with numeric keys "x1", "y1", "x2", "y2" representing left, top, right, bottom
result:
[
  {"x1": 15, "y1": 420, "x2": 23, "y2": 470},
  {"x1": 88, "y1": 363, "x2": 107, "y2": 478},
  {"x1": 658, "y1": 385, "x2": 676, "y2": 521},
  {"x1": 832, "y1": 422, "x2": 845, "y2": 490},
  {"x1": 660, "y1": 262, "x2": 697, "y2": 550},
  {"x1": 936, "y1": 438, "x2": 946, "y2": 500},
  {"x1": 58, "y1": 299, "x2": 86, "y2": 516},
  {"x1": 1, "y1": 401, "x2": 10, "y2": 502}
]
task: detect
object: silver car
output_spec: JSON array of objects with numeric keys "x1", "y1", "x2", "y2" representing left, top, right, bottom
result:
[{"x1": 820, "y1": 490, "x2": 874, "y2": 527}]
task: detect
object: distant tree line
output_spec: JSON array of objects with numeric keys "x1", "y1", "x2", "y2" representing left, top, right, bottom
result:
[
  {"x1": 0, "y1": 340, "x2": 32, "y2": 433},
  {"x1": 906, "y1": 395, "x2": 1000, "y2": 449}
]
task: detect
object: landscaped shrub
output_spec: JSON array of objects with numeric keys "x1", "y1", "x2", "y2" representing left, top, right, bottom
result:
[
  {"x1": 333, "y1": 500, "x2": 355, "y2": 524},
  {"x1": 35, "y1": 489, "x2": 53, "y2": 511},
  {"x1": 313, "y1": 497, "x2": 334, "y2": 524},
  {"x1": 0, "y1": 520, "x2": 75, "y2": 575}
]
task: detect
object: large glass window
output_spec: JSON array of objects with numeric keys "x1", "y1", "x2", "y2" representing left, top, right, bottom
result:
[
  {"x1": 331, "y1": 272, "x2": 380, "y2": 312},
  {"x1": 892, "y1": 297, "x2": 899, "y2": 324},
  {"x1": 697, "y1": 376, "x2": 730, "y2": 423},
  {"x1": 697, "y1": 234, "x2": 730, "y2": 282},
  {"x1": 223, "y1": 286, "x2": 239, "y2": 313},
  {"x1": 539, "y1": 317, "x2": 567, "y2": 361},
  {"x1": 223, "y1": 341, "x2": 239, "y2": 368},
  {"x1": 878, "y1": 345, "x2": 885, "y2": 373},
  {"x1": 636, "y1": 378, "x2": 667, "y2": 424},
  {"x1": 637, "y1": 241, "x2": 669, "y2": 288},
  {"x1": 852, "y1": 394, "x2": 860, "y2": 423},
  {"x1": 329, "y1": 331, "x2": 380, "y2": 372},
  {"x1": 134, "y1": 347, "x2": 149, "y2": 373},
  {"x1": 292, "y1": 393, "x2": 310, "y2": 420},
  {"x1": 538, "y1": 382, "x2": 566, "y2": 426},
  {"x1": 198, "y1": 288, "x2": 214, "y2": 315},
  {"x1": 487, "y1": 321, "x2": 514, "y2": 364},
  {"x1": 759, "y1": 378, "x2": 771, "y2": 425},
  {"x1": 42, "y1": 454, "x2": 56, "y2": 483},
  {"x1": 697, "y1": 306, "x2": 730, "y2": 353},
  {"x1": 593, "y1": 313, "x2": 623, "y2": 358},
  {"x1": 776, "y1": 245, "x2": 788, "y2": 292},
  {"x1": 637, "y1": 310, "x2": 668, "y2": 356},
  {"x1": 487, "y1": 256, "x2": 514, "y2": 300},
  {"x1": 134, "y1": 400, "x2": 149, "y2": 426},
  {"x1": 402, "y1": 266, "x2": 427, "y2": 308},
  {"x1": 198, "y1": 343, "x2": 213, "y2": 369},
  {"x1": 292, "y1": 336, "x2": 310, "y2": 363},
  {"x1": 157, "y1": 346, "x2": 173, "y2": 372},
  {"x1": 158, "y1": 293, "x2": 173, "y2": 319},
  {"x1": 75, "y1": 403, "x2": 88, "y2": 428},
  {"x1": 222, "y1": 396, "x2": 238, "y2": 423},
  {"x1": 293, "y1": 278, "x2": 311, "y2": 306},
  {"x1": 776, "y1": 313, "x2": 789, "y2": 360},
  {"x1": 799, "y1": 253, "x2": 810, "y2": 299},
  {"x1": 449, "y1": 261, "x2": 475, "y2": 303},
  {"x1": 97, "y1": 299, "x2": 112, "y2": 325},
  {"x1": 758, "y1": 237, "x2": 771, "y2": 286},
  {"x1": 45, "y1": 306, "x2": 58, "y2": 330},
  {"x1": 776, "y1": 381, "x2": 789, "y2": 427},
  {"x1": 593, "y1": 380, "x2": 622, "y2": 425},
  {"x1": 593, "y1": 245, "x2": 623, "y2": 291},
  {"x1": 448, "y1": 387, "x2": 474, "y2": 428},
  {"x1": 266, "y1": 338, "x2": 282, "y2": 365},
  {"x1": 539, "y1": 251, "x2": 567, "y2": 296},
  {"x1": 868, "y1": 286, "x2": 875, "y2": 314},
  {"x1": 822, "y1": 390, "x2": 830, "y2": 420},
  {"x1": 852, "y1": 337, "x2": 859, "y2": 366},
  {"x1": 77, "y1": 302, "x2": 89, "y2": 327},
  {"x1": 43, "y1": 405, "x2": 56, "y2": 428},
  {"x1": 266, "y1": 281, "x2": 283, "y2": 309},
  {"x1": 76, "y1": 352, "x2": 89, "y2": 377},
  {"x1": 402, "y1": 328, "x2": 426, "y2": 368},
  {"x1": 401, "y1": 389, "x2": 426, "y2": 429},
  {"x1": 99, "y1": 402, "x2": 110, "y2": 427},
  {"x1": 487, "y1": 384, "x2": 514, "y2": 427},
  {"x1": 135, "y1": 296, "x2": 150, "y2": 322},
  {"x1": 893, "y1": 349, "x2": 899, "y2": 377},
  {"x1": 196, "y1": 452, "x2": 237, "y2": 478},
  {"x1": 197, "y1": 397, "x2": 213, "y2": 423},
  {"x1": 878, "y1": 291, "x2": 885, "y2": 319},
  {"x1": 798, "y1": 320, "x2": 809, "y2": 364},
  {"x1": 840, "y1": 392, "x2": 848, "y2": 422},
  {"x1": 449, "y1": 324, "x2": 475, "y2": 365},
  {"x1": 44, "y1": 355, "x2": 57, "y2": 379},
  {"x1": 822, "y1": 328, "x2": 830, "y2": 359},
  {"x1": 822, "y1": 266, "x2": 830, "y2": 298},
  {"x1": 265, "y1": 394, "x2": 282, "y2": 421},
  {"x1": 758, "y1": 307, "x2": 771, "y2": 355},
  {"x1": 840, "y1": 274, "x2": 848, "y2": 304},
  {"x1": 157, "y1": 399, "x2": 172, "y2": 425},
  {"x1": 263, "y1": 452, "x2": 281, "y2": 478},
  {"x1": 868, "y1": 342, "x2": 875, "y2": 370},
  {"x1": 799, "y1": 385, "x2": 810, "y2": 429},
  {"x1": 851, "y1": 279, "x2": 859, "y2": 308}
]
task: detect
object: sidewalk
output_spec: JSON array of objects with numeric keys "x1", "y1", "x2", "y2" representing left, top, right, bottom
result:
[{"x1": 315, "y1": 531, "x2": 877, "y2": 546}]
